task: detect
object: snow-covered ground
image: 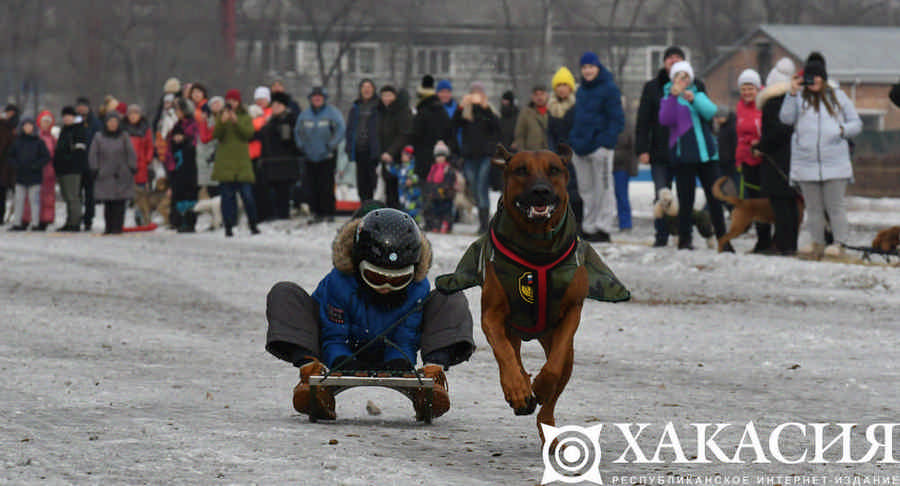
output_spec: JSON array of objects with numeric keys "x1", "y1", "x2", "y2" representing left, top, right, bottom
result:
[{"x1": 1, "y1": 193, "x2": 899, "y2": 485}]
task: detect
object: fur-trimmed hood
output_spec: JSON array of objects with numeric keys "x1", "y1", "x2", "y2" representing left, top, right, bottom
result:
[
  {"x1": 332, "y1": 218, "x2": 433, "y2": 282},
  {"x1": 756, "y1": 81, "x2": 791, "y2": 108}
]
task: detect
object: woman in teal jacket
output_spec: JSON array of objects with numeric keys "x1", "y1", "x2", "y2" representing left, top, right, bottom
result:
[{"x1": 658, "y1": 61, "x2": 727, "y2": 250}]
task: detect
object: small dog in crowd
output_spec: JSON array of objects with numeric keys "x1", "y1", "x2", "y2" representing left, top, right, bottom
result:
[
  {"x1": 712, "y1": 176, "x2": 804, "y2": 253},
  {"x1": 192, "y1": 193, "x2": 244, "y2": 231},
  {"x1": 134, "y1": 177, "x2": 170, "y2": 227},
  {"x1": 653, "y1": 188, "x2": 716, "y2": 249},
  {"x1": 872, "y1": 226, "x2": 900, "y2": 252}
]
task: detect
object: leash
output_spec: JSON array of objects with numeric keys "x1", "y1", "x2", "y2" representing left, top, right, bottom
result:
[
  {"x1": 318, "y1": 291, "x2": 436, "y2": 385},
  {"x1": 758, "y1": 152, "x2": 802, "y2": 198}
]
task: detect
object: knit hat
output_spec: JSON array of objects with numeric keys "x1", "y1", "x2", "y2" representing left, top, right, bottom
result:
[
  {"x1": 61, "y1": 106, "x2": 77, "y2": 117},
  {"x1": 433, "y1": 140, "x2": 450, "y2": 157},
  {"x1": 669, "y1": 61, "x2": 694, "y2": 82},
  {"x1": 308, "y1": 86, "x2": 327, "y2": 99},
  {"x1": 104, "y1": 111, "x2": 122, "y2": 121},
  {"x1": 551, "y1": 67, "x2": 576, "y2": 90},
  {"x1": 4, "y1": 103, "x2": 19, "y2": 113},
  {"x1": 403, "y1": 145, "x2": 414, "y2": 156},
  {"x1": 663, "y1": 46, "x2": 686, "y2": 61},
  {"x1": 127, "y1": 104, "x2": 142, "y2": 115},
  {"x1": 579, "y1": 51, "x2": 601, "y2": 67},
  {"x1": 164, "y1": 77, "x2": 181, "y2": 94},
  {"x1": 804, "y1": 59, "x2": 827, "y2": 81},
  {"x1": 765, "y1": 57, "x2": 796, "y2": 86},
  {"x1": 270, "y1": 91, "x2": 291, "y2": 107},
  {"x1": 806, "y1": 52, "x2": 826, "y2": 69},
  {"x1": 737, "y1": 69, "x2": 761, "y2": 89},
  {"x1": 502, "y1": 90, "x2": 515, "y2": 102},
  {"x1": 253, "y1": 86, "x2": 271, "y2": 102},
  {"x1": 421, "y1": 75, "x2": 435, "y2": 90},
  {"x1": 164, "y1": 93, "x2": 175, "y2": 103},
  {"x1": 469, "y1": 81, "x2": 485, "y2": 93},
  {"x1": 225, "y1": 89, "x2": 242, "y2": 103},
  {"x1": 208, "y1": 96, "x2": 225, "y2": 108},
  {"x1": 115, "y1": 102, "x2": 127, "y2": 116},
  {"x1": 436, "y1": 79, "x2": 453, "y2": 92},
  {"x1": 380, "y1": 85, "x2": 397, "y2": 95}
]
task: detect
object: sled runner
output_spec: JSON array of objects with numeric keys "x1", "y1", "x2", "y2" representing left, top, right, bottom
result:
[
  {"x1": 307, "y1": 372, "x2": 435, "y2": 423},
  {"x1": 841, "y1": 243, "x2": 900, "y2": 263},
  {"x1": 122, "y1": 223, "x2": 159, "y2": 233}
]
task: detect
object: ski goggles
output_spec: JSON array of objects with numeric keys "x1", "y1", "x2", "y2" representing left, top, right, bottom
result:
[{"x1": 359, "y1": 261, "x2": 414, "y2": 292}]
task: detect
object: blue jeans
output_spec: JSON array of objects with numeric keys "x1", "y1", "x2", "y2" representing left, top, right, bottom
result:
[
  {"x1": 613, "y1": 170, "x2": 632, "y2": 229},
  {"x1": 463, "y1": 157, "x2": 491, "y2": 211},
  {"x1": 220, "y1": 182, "x2": 258, "y2": 228}
]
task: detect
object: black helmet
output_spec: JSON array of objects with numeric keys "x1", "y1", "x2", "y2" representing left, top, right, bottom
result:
[{"x1": 353, "y1": 208, "x2": 422, "y2": 270}]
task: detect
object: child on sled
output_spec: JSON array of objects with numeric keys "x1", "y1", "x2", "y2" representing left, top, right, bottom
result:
[{"x1": 265, "y1": 205, "x2": 475, "y2": 421}]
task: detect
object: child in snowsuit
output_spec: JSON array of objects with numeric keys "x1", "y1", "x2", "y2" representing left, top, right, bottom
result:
[
  {"x1": 387, "y1": 145, "x2": 423, "y2": 224},
  {"x1": 8, "y1": 119, "x2": 51, "y2": 231},
  {"x1": 169, "y1": 124, "x2": 198, "y2": 232},
  {"x1": 424, "y1": 141, "x2": 456, "y2": 233},
  {"x1": 265, "y1": 207, "x2": 476, "y2": 421}
]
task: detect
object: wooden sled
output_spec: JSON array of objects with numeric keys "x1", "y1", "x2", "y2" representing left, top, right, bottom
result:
[{"x1": 308, "y1": 373, "x2": 435, "y2": 424}]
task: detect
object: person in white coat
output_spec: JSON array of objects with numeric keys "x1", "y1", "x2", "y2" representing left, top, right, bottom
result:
[{"x1": 779, "y1": 57, "x2": 861, "y2": 258}]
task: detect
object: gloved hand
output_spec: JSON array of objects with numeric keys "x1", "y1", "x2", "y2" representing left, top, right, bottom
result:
[
  {"x1": 380, "y1": 358, "x2": 413, "y2": 372},
  {"x1": 334, "y1": 355, "x2": 369, "y2": 371}
]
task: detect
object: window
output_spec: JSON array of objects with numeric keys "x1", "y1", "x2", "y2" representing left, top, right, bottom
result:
[
  {"x1": 347, "y1": 46, "x2": 376, "y2": 74},
  {"x1": 646, "y1": 46, "x2": 689, "y2": 79},
  {"x1": 416, "y1": 48, "x2": 452, "y2": 75}
]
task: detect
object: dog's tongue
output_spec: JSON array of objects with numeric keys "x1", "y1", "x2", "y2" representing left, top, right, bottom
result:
[{"x1": 534, "y1": 205, "x2": 547, "y2": 213}]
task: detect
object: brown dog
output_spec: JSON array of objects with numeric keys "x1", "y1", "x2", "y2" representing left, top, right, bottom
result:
[
  {"x1": 134, "y1": 177, "x2": 170, "y2": 226},
  {"x1": 712, "y1": 176, "x2": 804, "y2": 252},
  {"x1": 436, "y1": 144, "x2": 629, "y2": 442},
  {"x1": 872, "y1": 226, "x2": 900, "y2": 252}
]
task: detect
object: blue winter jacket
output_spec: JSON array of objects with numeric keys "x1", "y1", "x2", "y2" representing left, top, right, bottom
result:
[
  {"x1": 568, "y1": 64, "x2": 625, "y2": 156},
  {"x1": 294, "y1": 105, "x2": 345, "y2": 163},
  {"x1": 312, "y1": 268, "x2": 431, "y2": 368}
]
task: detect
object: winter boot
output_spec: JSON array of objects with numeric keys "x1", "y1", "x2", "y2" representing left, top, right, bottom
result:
[
  {"x1": 292, "y1": 360, "x2": 336, "y2": 420},
  {"x1": 224, "y1": 225, "x2": 234, "y2": 238},
  {"x1": 411, "y1": 364, "x2": 450, "y2": 421},
  {"x1": 824, "y1": 243, "x2": 844, "y2": 258},
  {"x1": 652, "y1": 218, "x2": 669, "y2": 247},
  {"x1": 798, "y1": 242, "x2": 825, "y2": 259},
  {"x1": 249, "y1": 222, "x2": 260, "y2": 235}
]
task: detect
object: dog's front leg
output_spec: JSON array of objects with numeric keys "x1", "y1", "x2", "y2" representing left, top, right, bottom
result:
[
  {"x1": 533, "y1": 267, "x2": 588, "y2": 406},
  {"x1": 483, "y1": 263, "x2": 535, "y2": 414}
]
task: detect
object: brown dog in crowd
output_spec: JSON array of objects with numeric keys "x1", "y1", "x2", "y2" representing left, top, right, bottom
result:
[
  {"x1": 712, "y1": 176, "x2": 804, "y2": 252},
  {"x1": 134, "y1": 177, "x2": 170, "y2": 226},
  {"x1": 872, "y1": 226, "x2": 900, "y2": 252},
  {"x1": 436, "y1": 144, "x2": 630, "y2": 443}
]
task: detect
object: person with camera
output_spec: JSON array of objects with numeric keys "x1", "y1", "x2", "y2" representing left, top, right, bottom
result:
[
  {"x1": 658, "y1": 61, "x2": 726, "y2": 250},
  {"x1": 452, "y1": 82, "x2": 501, "y2": 233},
  {"x1": 779, "y1": 56, "x2": 861, "y2": 258},
  {"x1": 211, "y1": 89, "x2": 260, "y2": 237}
]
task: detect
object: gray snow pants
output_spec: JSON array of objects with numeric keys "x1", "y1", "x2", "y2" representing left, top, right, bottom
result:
[
  {"x1": 265, "y1": 281, "x2": 475, "y2": 368},
  {"x1": 797, "y1": 179, "x2": 849, "y2": 245}
]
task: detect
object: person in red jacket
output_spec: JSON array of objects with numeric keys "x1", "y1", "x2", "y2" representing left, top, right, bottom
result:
[
  {"x1": 124, "y1": 105, "x2": 154, "y2": 189},
  {"x1": 23, "y1": 110, "x2": 57, "y2": 229},
  {"x1": 735, "y1": 68, "x2": 771, "y2": 253}
]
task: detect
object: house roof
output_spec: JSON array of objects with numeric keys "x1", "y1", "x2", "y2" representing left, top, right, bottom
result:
[{"x1": 704, "y1": 24, "x2": 900, "y2": 83}]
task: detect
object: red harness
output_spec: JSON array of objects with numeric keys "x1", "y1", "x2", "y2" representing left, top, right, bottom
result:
[{"x1": 490, "y1": 228, "x2": 577, "y2": 335}]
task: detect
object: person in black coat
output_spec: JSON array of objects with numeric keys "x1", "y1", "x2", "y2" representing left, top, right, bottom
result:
[
  {"x1": 756, "y1": 69, "x2": 798, "y2": 255},
  {"x1": 634, "y1": 46, "x2": 708, "y2": 246},
  {"x1": 375, "y1": 85, "x2": 412, "y2": 209},
  {"x1": 410, "y1": 75, "x2": 458, "y2": 182},
  {"x1": 715, "y1": 111, "x2": 737, "y2": 183},
  {"x1": 75, "y1": 97, "x2": 103, "y2": 231},
  {"x1": 170, "y1": 123, "x2": 198, "y2": 233},
  {"x1": 452, "y1": 82, "x2": 501, "y2": 233},
  {"x1": 54, "y1": 107, "x2": 90, "y2": 231},
  {"x1": 7, "y1": 119, "x2": 51, "y2": 231},
  {"x1": 0, "y1": 104, "x2": 19, "y2": 222},
  {"x1": 259, "y1": 92, "x2": 300, "y2": 220}
]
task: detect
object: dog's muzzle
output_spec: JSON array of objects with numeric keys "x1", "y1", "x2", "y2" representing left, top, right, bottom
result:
[{"x1": 515, "y1": 183, "x2": 560, "y2": 221}]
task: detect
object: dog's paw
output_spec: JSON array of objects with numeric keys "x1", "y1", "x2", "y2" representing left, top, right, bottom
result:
[{"x1": 500, "y1": 369, "x2": 534, "y2": 413}]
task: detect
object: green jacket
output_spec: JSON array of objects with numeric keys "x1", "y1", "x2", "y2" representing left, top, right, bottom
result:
[
  {"x1": 436, "y1": 205, "x2": 630, "y2": 340},
  {"x1": 211, "y1": 107, "x2": 256, "y2": 183}
]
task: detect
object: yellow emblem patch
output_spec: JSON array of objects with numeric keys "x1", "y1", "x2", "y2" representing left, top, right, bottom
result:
[{"x1": 518, "y1": 272, "x2": 535, "y2": 304}]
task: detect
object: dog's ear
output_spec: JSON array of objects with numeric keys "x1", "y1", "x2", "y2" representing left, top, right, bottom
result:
[
  {"x1": 492, "y1": 143, "x2": 513, "y2": 168},
  {"x1": 556, "y1": 143, "x2": 573, "y2": 165}
]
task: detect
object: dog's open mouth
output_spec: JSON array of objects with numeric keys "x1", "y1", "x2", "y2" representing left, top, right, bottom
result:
[{"x1": 516, "y1": 201, "x2": 556, "y2": 220}]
